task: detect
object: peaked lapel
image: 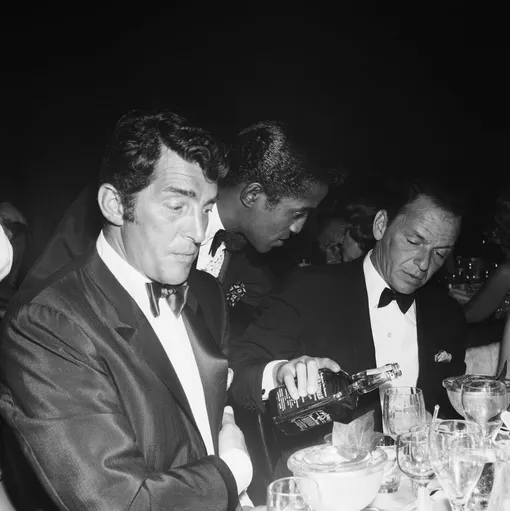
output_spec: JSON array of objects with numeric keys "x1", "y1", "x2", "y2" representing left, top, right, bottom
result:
[
  {"x1": 182, "y1": 289, "x2": 228, "y2": 454},
  {"x1": 84, "y1": 250, "x2": 198, "y2": 433},
  {"x1": 343, "y1": 260, "x2": 377, "y2": 373}
]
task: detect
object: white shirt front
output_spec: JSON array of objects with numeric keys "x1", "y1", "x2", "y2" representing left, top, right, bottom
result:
[
  {"x1": 196, "y1": 204, "x2": 226, "y2": 277},
  {"x1": 363, "y1": 250, "x2": 419, "y2": 392},
  {"x1": 96, "y1": 231, "x2": 252, "y2": 498}
]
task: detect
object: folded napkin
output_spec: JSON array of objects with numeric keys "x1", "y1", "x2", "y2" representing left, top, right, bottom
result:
[{"x1": 331, "y1": 410, "x2": 384, "y2": 452}]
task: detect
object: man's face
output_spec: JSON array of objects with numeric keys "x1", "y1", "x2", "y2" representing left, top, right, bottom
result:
[
  {"x1": 341, "y1": 230, "x2": 365, "y2": 263},
  {"x1": 118, "y1": 148, "x2": 217, "y2": 285},
  {"x1": 245, "y1": 181, "x2": 328, "y2": 253},
  {"x1": 372, "y1": 195, "x2": 461, "y2": 294},
  {"x1": 318, "y1": 218, "x2": 347, "y2": 264}
]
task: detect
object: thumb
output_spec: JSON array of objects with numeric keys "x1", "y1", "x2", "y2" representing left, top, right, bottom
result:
[{"x1": 320, "y1": 357, "x2": 341, "y2": 373}]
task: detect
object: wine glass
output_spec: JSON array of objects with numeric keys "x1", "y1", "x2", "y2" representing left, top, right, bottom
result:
[
  {"x1": 428, "y1": 419, "x2": 485, "y2": 511},
  {"x1": 383, "y1": 386, "x2": 427, "y2": 439},
  {"x1": 396, "y1": 428, "x2": 435, "y2": 511},
  {"x1": 266, "y1": 476, "x2": 321, "y2": 511},
  {"x1": 461, "y1": 378, "x2": 507, "y2": 442}
]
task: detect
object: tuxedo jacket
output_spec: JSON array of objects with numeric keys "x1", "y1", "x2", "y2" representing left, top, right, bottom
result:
[
  {"x1": 229, "y1": 258, "x2": 467, "y2": 431},
  {"x1": 0, "y1": 249, "x2": 239, "y2": 511}
]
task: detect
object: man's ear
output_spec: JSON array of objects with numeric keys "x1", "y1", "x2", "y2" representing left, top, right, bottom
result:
[
  {"x1": 373, "y1": 209, "x2": 388, "y2": 241},
  {"x1": 239, "y1": 182, "x2": 264, "y2": 208},
  {"x1": 98, "y1": 183, "x2": 125, "y2": 226}
]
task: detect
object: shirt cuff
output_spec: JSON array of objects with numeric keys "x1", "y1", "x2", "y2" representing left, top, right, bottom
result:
[
  {"x1": 261, "y1": 359, "x2": 288, "y2": 400},
  {"x1": 220, "y1": 448, "x2": 253, "y2": 495}
]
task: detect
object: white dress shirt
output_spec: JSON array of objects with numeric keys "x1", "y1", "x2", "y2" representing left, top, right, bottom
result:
[
  {"x1": 0, "y1": 226, "x2": 13, "y2": 282},
  {"x1": 363, "y1": 250, "x2": 419, "y2": 390},
  {"x1": 96, "y1": 231, "x2": 252, "y2": 498}
]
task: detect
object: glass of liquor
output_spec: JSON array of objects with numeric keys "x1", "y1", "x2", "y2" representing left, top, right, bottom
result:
[
  {"x1": 266, "y1": 476, "x2": 321, "y2": 511},
  {"x1": 461, "y1": 378, "x2": 507, "y2": 442},
  {"x1": 428, "y1": 420, "x2": 485, "y2": 511},
  {"x1": 383, "y1": 387, "x2": 427, "y2": 440},
  {"x1": 396, "y1": 428, "x2": 435, "y2": 511}
]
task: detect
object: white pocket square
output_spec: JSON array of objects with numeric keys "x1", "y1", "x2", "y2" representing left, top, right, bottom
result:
[{"x1": 434, "y1": 350, "x2": 452, "y2": 363}]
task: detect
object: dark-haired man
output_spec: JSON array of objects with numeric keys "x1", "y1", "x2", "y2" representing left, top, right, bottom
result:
[
  {"x1": 229, "y1": 178, "x2": 468, "y2": 472},
  {"x1": 0, "y1": 110, "x2": 256, "y2": 511}
]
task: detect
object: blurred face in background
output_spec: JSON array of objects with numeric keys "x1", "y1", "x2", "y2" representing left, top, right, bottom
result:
[
  {"x1": 318, "y1": 217, "x2": 346, "y2": 264},
  {"x1": 341, "y1": 229, "x2": 365, "y2": 262}
]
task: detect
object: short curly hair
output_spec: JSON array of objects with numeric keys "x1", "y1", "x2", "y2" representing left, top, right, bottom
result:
[
  {"x1": 222, "y1": 120, "x2": 329, "y2": 206},
  {"x1": 100, "y1": 109, "x2": 229, "y2": 221}
]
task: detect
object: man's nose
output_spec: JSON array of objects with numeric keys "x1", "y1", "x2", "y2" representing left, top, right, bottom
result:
[
  {"x1": 414, "y1": 249, "x2": 431, "y2": 272},
  {"x1": 289, "y1": 216, "x2": 307, "y2": 234},
  {"x1": 189, "y1": 212, "x2": 207, "y2": 244}
]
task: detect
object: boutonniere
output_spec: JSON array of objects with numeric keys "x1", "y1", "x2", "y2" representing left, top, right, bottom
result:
[
  {"x1": 226, "y1": 282, "x2": 246, "y2": 307},
  {"x1": 434, "y1": 350, "x2": 452, "y2": 363}
]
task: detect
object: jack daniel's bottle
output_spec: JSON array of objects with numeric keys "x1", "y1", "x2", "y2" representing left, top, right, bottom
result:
[{"x1": 268, "y1": 363, "x2": 402, "y2": 435}]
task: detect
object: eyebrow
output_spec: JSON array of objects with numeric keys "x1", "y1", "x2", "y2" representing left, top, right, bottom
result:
[
  {"x1": 409, "y1": 231, "x2": 454, "y2": 249},
  {"x1": 162, "y1": 186, "x2": 218, "y2": 205}
]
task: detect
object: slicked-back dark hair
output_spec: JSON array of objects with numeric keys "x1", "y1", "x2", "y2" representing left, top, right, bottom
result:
[
  {"x1": 222, "y1": 120, "x2": 329, "y2": 206},
  {"x1": 100, "y1": 109, "x2": 229, "y2": 221},
  {"x1": 383, "y1": 176, "x2": 466, "y2": 226}
]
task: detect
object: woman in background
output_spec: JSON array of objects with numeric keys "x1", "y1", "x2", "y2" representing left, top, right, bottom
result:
[{"x1": 317, "y1": 189, "x2": 381, "y2": 264}]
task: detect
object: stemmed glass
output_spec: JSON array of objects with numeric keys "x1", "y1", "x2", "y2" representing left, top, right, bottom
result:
[
  {"x1": 266, "y1": 477, "x2": 321, "y2": 511},
  {"x1": 428, "y1": 420, "x2": 485, "y2": 511},
  {"x1": 461, "y1": 378, "x2": 507, "y2": 443},
  {"x1": 396, "y1": 428, "x2": 435, "y2": 511},
  {"x1": 383, "y1": 387, "x2": 427, "y2": 439}
]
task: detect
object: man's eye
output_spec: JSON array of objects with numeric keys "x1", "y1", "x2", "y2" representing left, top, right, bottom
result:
[
  {"x1": 167, "y1": 204, "x2": 184, "y2": 212},
  {"x1": 435, "y1": 250, "x2": 447, "y2": 259},
  {"x1": 293, "y1": 211, "x2": 308, "y2": 219},
  {"x1": 407, "y1": 238, "x2": 419, "y2": 246}
]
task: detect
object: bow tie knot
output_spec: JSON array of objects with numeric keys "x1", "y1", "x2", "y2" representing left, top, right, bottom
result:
[
  {"x1": 378, "y1": 287, "x2": 415, "y2": 314},
  {"x1": 146, "y1": 281, "x2": 189, "y2": 318},
  {"x1": 209, "y1": 229, "x2": 248, "y2": 257}
]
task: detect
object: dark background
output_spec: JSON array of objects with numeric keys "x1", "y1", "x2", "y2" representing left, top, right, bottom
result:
[{"x1": 1, "y1": 3, "x2": 509, "y2": 267}]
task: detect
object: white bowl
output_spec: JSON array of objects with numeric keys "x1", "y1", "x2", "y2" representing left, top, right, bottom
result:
[
  {"x1": 287, "y1": 444, "x2": 387, "y2": 511},
  {"x1": 443, "y1": 375, "x2": 510, "y2": 418}
]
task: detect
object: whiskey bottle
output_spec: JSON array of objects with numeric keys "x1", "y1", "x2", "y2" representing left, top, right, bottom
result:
[{"x1": 267, "y1": 363, "x2": 402, "y2": 435}]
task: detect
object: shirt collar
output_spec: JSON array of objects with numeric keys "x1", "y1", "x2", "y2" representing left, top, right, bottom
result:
[
  {"x1": 363, "y1": 249, "x2": 393, "y2": 310},
  {"x1": 203, "y1": 204, "x2": 225, "y2": 245},
  {"x1": 96, "y1": 230, "x2": 153, "y2": 312},
  {"x1": 363, "y1": 249, "x2": 416, "y2": 316}
]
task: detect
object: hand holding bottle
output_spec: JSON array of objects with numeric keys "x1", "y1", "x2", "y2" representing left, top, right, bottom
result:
[{"x1": 274, "y1": 356, "x2": 341, "y2": 400}]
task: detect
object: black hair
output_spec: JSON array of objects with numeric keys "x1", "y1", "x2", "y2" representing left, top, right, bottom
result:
[{"x1": 100, "y1": 109, "x2": 229, "y2": 221}]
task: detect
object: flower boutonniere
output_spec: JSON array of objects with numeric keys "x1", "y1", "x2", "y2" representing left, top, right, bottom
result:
[{"x1": 434, "y1": 350, "x2": 452, "y2": 363}]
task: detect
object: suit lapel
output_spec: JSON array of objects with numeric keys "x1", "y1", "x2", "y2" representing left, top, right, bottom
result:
[
  {"x1": 347, "y1": 260, "x2": 377, "y2": 373},
  {"x1": 85, "y1": 250, "x2": 198, "y2": 430},
  {"x1": 182, "y1": 289, "x2": 228, "y2": 454},
  {"x1": 415, "y1": 291, "x2": 436, "y2": 397}
]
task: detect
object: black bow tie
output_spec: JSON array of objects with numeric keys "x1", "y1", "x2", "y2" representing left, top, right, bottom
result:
[
  {"x1": 146, "y1": 282, "x2": 189, "y2": 318},
  {"x1": 209, "y1": 229, "x2": 248, "y2": 257},
  {"x1": 378, "y1": 287, "x2": 415, "y2": 314}
]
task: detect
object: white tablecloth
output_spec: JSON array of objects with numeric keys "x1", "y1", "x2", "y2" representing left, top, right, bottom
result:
[{"x1": 368, "y1": 476, "x2": 450, "y2": 511}]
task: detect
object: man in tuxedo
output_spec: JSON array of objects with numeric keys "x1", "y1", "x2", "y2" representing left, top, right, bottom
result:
[
  {"x1": 229, "y1": 178, "x2": 468, "y2": 467},
  {"x1": 0, "y1": 110, "x2": 256, "y2": 511}
]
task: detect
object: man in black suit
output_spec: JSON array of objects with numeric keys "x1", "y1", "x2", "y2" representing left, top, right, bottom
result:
[
  {"x1": 229, "y1": 178, "x2": 468, "y2": 468},
  {"x1": 0, "y1": 110, "x2": 258, "y2": 510}
]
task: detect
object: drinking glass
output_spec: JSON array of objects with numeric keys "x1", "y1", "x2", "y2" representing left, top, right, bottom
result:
[
  {"x1": 383, "y1": 386, "x2": 427, "y2": 439},
  {"x1": 396, "y1": 429, "x2": 435, "y2": 511},
  {"x1": 428, "y1": 420, "x2": 485, "y2": 511},
  {"x1": 376, "y1": 434, "x2": 401, "y2": 493},
  {"x1": 461, "y1": 378, "x2": 507, "y2": 442},
  {"x1": 267, "y1": 477, "x2": 321, "y2": 511}
]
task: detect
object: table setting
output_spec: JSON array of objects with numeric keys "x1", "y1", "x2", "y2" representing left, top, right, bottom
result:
[{"x1": 263, "y1": 373, "x2": 510, "y2": 511}]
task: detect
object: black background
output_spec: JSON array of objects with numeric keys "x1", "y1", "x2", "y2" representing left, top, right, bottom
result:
[{"x1": 2, "y1": 3, "x2": 509, "y2": 262}]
